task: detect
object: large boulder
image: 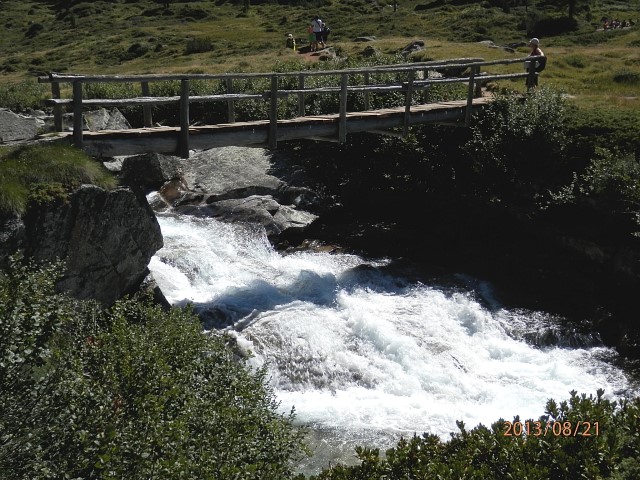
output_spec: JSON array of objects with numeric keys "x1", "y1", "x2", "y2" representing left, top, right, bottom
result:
[
  {"x1": 152, "y1": 146, "x2": 323, "y2": 242},
  {"x1": 119, "y1": 152, "x2": 183, "y2": 194},
  {"x1": 83, "y1": 107, "x2": 131, "y2": 132},
  {"x1": 21, "y1": 185, "x2": 163, "y2": 305},
  {"x1": 0, "y1": 108, "x2": 39, "y2": 143}
]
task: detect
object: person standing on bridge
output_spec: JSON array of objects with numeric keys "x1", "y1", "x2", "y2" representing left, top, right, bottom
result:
[{"x1": 526, "y1": 37, "x2": 546, "y2": 88}]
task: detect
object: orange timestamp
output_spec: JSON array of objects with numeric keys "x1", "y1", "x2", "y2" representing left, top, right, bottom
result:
[{"x1": 503, "y1": 421, "x2": 600, "y2": 437}]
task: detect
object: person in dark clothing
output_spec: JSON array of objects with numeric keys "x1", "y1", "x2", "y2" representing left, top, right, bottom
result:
[{"x1": 321, "y1": 23, "x2": 331, "y2": 45}]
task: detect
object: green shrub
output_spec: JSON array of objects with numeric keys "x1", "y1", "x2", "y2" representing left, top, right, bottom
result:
[
  {"x1": 564, "y1": 54, "x2": 587, "y2": 68},
  {"x1": 0, "y1": 80, "x2": 50, "y2": 112},
  {"x1": 578, "y1": 147, "x2": 640, "y2": 211},
  {"x1": 464, "y1": 86, "x2": 571, "y2": 205},
  {"x1": 312, "y1": 390, "x2": 640, "y2": 480},
  {"x1": 185, "y1": 37, "x2": 214, "y2": 54},
  {"x1": 0, "y1": 257, "x2": 308, "y2": 479},
  {"x1": 613, "y1": 70, "x2": 640, "y2": 84}
]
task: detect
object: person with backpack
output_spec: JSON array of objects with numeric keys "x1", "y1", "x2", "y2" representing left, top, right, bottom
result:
[
  {"x1": 321, "y1": 22, "x2": 331, "y2": 46},
  {"x1": 311, "y1": 16, "x2": 324, "y2": 50},
  {"x1": 526, "y1": 37, "x2": 546, "y2": 88}
]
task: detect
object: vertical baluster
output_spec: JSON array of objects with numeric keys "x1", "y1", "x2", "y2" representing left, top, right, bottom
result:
[
  {"x1": 141, "y1": 81, "x2": 153, "y2": 127},
  {"x1": 72, "y1": 80, "x2": 84, "y2": 149},
  {"x1": 179, "y1": 79, "x2": 190, "y2": 158},
  {"x1": 269, "y1": 75, "x2": 278, "y2": 148},
  {"x1": 403, "y1": 70, "x2": 414, "y2": 137},
  {"x1": 339, "y1": 73, "x2": 348, "y2": 143},
  {"x1": 226, "y1": 78, "x2": 235, "y2": 123}
]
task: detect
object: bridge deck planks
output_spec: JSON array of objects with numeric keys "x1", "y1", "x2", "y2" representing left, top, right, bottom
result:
[{"x1": 46, "y1": 97, "x2": 492, "y2": 158}]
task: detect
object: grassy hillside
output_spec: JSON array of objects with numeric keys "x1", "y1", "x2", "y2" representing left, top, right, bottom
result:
[{"x1": 1, "y1": 0, "x2": 639, "y2": 113}]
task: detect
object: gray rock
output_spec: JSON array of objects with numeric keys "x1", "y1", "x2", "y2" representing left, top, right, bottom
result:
[
  {"x1": 155, "y1": 145, "x2": 324, "y2": 242},
  {"x1": 84, "y1": 107, "x2": 131, "y2": 131},
  {"x1": 0, "y1": 108, "x2": 39, "y2": 142},
  {"x1": 400, "y1": 40, "x2": 425, "y2": 57},
  {"x1": 22, "y1": 185, "x2": 163, "y2": 305},
  {"x1": 180, "y1": 146, "x2": 283, "y2": 199},
  {"x1": 354, "y1": 36, "x2": 377, "y2": 42},
  {"x1": 120, "y1": 153, "x2": 183, "y2": 194},
  {"x1": 177, "y1": 195, "x2": 318, "y2": 239}
]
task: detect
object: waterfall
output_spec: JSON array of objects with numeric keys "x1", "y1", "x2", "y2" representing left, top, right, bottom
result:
[{"x1": 148, "y1": 211, "x2": 635, "y2": 475}]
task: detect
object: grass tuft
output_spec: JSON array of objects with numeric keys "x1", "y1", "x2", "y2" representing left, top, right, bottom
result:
[{"x1": 0, "y1": 144, "x2": 117, "y2": 216}]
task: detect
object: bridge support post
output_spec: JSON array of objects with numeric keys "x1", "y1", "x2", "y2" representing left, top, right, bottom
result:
[
  {"x1": 465, "y1": 65, "x2": 478, "y2": 126},
  {"x1": 298, "y1": 74, "x2": 305, "y2": 117},
  {"x1": 141, "y1": 81, "x2": 153, "y2": 127},
  {"x1": 403, "y1": 70, "x2": 414, "y2": 137},
  {"x1": 179, "y1": 79, "x2": 190, "y2": 158},
  {"x1": 226, "y1": 78, "x2": 235, "y2": 123},
  {"x1": 339, "y1": 73, "x2": 348, "y2": 143},
  {"x1": 269, "y1": 75, "x2": 278, "y2": 148},
  {"x1": 364, "y1": 72, "x2": 370, "y2": 110},
  {"x1": 51, "y1": 81, "x2": 63, "y2": 132},
  {"x1": 72, "y1": 80, "x2": 84, "y2": 150}
]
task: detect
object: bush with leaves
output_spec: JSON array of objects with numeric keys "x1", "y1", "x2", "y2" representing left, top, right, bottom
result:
[
  {"x1": 464, "y1": 87, "x2": 572, "y2": 207},
  {"x1": 0, "y1": 256, "x2": 307, "y2": 479},
  {"x1": 312, "y1": 390, "x2": 640, "y2": 480}
]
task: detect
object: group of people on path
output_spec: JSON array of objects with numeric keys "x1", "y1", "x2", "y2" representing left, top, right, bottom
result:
[
  {"x1": 286, "y1": 15, "x2": 330, "y2": 51},
  {"x1": 308, "y1": 15, "x2": 330, "y2": 51},
  {"x1": 600, "y1": 17, "x2": 634, "y2": 30}
]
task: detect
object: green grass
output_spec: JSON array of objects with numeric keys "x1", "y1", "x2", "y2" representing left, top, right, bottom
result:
[
  {"x1": 0, "y1": 144, "x2": 117, "y2": 215},
  {"x1": 0, "y1": 0, "x2": 639, "y2": 113}
]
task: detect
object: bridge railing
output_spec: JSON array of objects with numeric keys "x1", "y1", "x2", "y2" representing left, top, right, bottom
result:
[{"x1": 38, "y1": 56, "x2": 542, "y2": 157}]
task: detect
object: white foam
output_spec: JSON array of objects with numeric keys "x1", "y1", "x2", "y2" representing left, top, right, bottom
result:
[{"x1": 149, "y1": 212, "x2": 634, "y2": 469}]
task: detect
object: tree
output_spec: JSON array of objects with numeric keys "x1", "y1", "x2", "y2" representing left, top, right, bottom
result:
[{"x1": 557, "y1": 0, "x2": 592, "y2": 19}]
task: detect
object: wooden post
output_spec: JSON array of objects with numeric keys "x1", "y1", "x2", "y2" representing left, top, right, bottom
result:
[
  {"x1": 51, "y1": 81, "x2": 63, "y2": 132},
  {"x1": 465, "y1": 65, "x2": 477, "y2": 127},
  {"x1": 364, "y1": 72, "x2": 370, "y2": 110},
  {"x1": 421, "y1": 69, "x2": 428, "y2": 104},
  {"x1": 403, "y1": 69, "x2": 414, "y2": 137},
  {"x1": 179, "y1": 79, "x2": 190, "y2": 158},
  {"x1": 338, "y1": 73, "x2": 348, "y2": 143},
  {"x1": 72, "y1": 80, "x2": 84, "y2": 149},
  {"x1": 226, "y1": 78, "x2": 235, "y2": 123},
  {"x1": 141, "y1": 81, "x2": 153, "y2": 127},
  {"x1": 474, "y1": 67, "x2": 482, "y2": 98},
  {"x1": 298, "y1": 74, "x2": 305, "y2": 117},
  {"x1": 526, "y1": 59, "x2": 537, "y2": 90},
  {"x1": 269, "y1": 75, "x2": 278, "y2": 149}
]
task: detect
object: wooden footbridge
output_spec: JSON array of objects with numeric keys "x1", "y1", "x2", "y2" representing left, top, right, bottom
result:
[{"x1": 39, "y1": 56, "x2": 542, "y2": 158}]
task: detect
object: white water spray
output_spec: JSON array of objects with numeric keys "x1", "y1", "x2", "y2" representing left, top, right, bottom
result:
[{"x1": 149, "y1": 212, "x2": 634, "y2": 474}]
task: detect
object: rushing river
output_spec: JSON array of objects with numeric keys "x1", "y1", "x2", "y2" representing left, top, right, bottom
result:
[{"x1": 148, "y1": 210, "x2": 636, "y2": 476}]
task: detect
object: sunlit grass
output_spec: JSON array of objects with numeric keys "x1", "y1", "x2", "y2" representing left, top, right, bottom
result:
[
  {"x1": 1, "y1": 0, "x2": 639, "y2": 115},
  {"x1": 0, "y1": 144, "x2": 117, "y2": 215}
]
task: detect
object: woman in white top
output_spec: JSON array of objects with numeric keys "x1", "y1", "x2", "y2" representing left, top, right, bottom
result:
[{"x1": 312, "y1": 16, "x2": 324, "y2": 49}]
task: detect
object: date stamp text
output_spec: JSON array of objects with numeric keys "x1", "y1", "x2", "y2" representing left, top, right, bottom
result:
[{"x1": 503, "y1": 421, "x2": 600, "y2": 437}]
